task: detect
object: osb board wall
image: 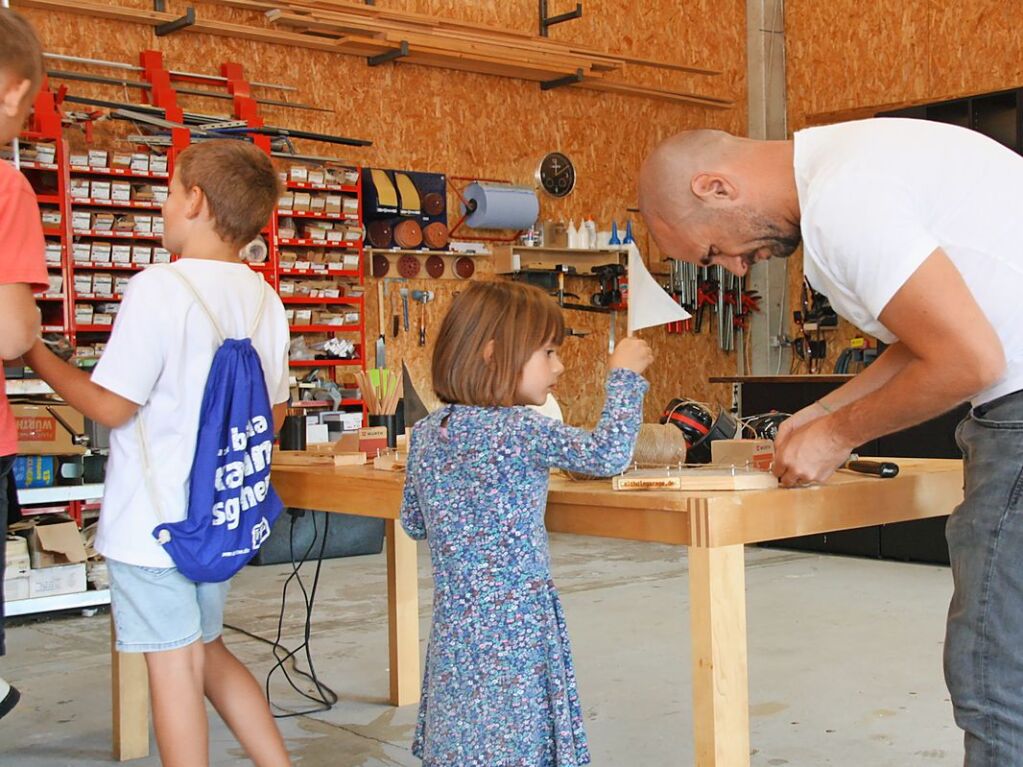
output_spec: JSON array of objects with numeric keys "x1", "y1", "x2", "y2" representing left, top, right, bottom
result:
[
  {"x1": 782, "y1": 0, "x2": 1023, "y2": 372},
  {"x1": 20, "y1": 0, "x2": 747, "y2": 426}
]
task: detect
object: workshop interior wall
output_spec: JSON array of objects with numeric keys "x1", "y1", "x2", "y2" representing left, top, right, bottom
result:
[{"x1": 21, "y1": 0, "x2": 750, "y2": 424}]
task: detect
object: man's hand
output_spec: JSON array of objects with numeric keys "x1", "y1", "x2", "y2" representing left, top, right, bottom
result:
[
  {"x1": 772, "y1": 416, "x2": 855, "y2": 487},
  {"x1": 773, "y1": 401, "x2": 829, "y2": 446}
]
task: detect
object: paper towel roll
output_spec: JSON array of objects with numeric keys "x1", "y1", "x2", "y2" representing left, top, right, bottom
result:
[{"x1": 462, "y1": 182, "x2": 539, "y2": 230}]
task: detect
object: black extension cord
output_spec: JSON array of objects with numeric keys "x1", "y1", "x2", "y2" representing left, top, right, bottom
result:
[{"x1": 224, "y1": 510, "x2": 339, "y2": 718}]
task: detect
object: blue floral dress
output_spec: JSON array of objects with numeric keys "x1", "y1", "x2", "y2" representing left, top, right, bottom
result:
[{"x1": 400, "y1": 368, "x2": 648, "y2": 767}]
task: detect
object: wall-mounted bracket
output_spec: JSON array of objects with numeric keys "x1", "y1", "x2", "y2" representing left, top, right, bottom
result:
[
  {"x1": 540, "y1": 68, "x2": 584, "y2": 91},
  {"x1": 368, "y1": 41, "x2": 409, "y2": 67},
  {"x1": 155, "y1": 6, "x2": 195, "y2": 37},
  {"x1": 539, "y1": 0, "x2": 583, "y2": 37}
]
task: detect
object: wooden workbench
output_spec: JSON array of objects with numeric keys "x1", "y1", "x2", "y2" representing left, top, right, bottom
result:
[{"x1": 111, "y1": 458, "x2": 963, "y2": 765}]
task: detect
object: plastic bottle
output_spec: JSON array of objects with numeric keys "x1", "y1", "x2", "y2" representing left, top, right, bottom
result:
[
  {"x1": 609, "y1": 220, "x2": 621, "y2": 246},
  {"x1": 623, "y1": 220, "x2": 635, "y2": 244},
  {"x1": 583, "y1": 217, "x2": 598, "y2": 249},
  {"x1": 566, "y1": 219, "x2": 579, "y2": 249}
]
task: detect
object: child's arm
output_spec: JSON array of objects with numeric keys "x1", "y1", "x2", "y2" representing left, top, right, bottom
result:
[
  {"x1": 0, "y1": 284, "x2": 40, "y2": 360},
  {"x1": 22, "y1": 339, "x2": 139, "y2": 429},
  {"x1": 399, "y1": 429, "x2": 427, "y2": 540},
  {"x1": 521, "y1": 367, "x2": 650, "y2": 477}
]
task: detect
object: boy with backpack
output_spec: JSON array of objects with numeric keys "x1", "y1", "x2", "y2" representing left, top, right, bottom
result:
[{"x1": 24, "y1": 139, "x2": 292, "y2": 767}]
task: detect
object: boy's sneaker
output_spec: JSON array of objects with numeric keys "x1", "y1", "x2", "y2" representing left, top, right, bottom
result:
[{"x1": 0, "y1": 680, "x2": 19, "y2": 720}]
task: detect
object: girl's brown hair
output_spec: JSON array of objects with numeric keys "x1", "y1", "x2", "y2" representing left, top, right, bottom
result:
[{"x1": 432, "y1": 281, "x2": 565, "y2": 406}]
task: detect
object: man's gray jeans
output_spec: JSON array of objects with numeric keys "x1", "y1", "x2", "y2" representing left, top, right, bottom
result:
[{"x1": 946, "y1": 390, "x2": 1023, "y2": 765}]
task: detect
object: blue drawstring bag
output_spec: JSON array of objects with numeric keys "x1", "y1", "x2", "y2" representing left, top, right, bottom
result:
[{"x1": 138, "y1": 268, "x2": 283, "y2": 583}]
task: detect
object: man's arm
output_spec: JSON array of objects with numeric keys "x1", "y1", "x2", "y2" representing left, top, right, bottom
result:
[
  {"x1": 272, "y1": 402, "x2": 286, "y2": 436},
  {"x1": 773, "y1": 247, "x2": 1003, "y2": 486},
  {"x1": 22, "y1": 340, "x2": 139, "y2": 429},
  {"x1": 0, "y1": 283, "x2": 40, "y2": 360}
]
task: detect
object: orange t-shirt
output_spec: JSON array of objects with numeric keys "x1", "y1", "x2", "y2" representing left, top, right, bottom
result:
[{"x1": 0, "y1": 159, "x2": 49, "y2": 457}]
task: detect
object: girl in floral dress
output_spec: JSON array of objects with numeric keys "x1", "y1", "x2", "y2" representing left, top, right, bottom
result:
[{"x1": 401, "y1": 281, "x2": 653, "y2": 767}]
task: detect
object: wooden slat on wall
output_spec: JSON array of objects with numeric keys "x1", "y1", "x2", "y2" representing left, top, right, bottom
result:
[{"x1": 17, "y1": 0, "x2": 748, "y2": 422}]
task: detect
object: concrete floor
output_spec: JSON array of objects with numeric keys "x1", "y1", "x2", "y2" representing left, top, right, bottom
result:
[{"x1": 0, "y1": 535, "x2": 963, "y2": 766}]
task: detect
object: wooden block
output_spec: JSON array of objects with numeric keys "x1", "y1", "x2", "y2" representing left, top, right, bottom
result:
[
  {"x1": 612, "y1": 467, "x2": 778, "y2": 492},
  {"x1": 274, "y1": 450, "x2": 366, "y2": 467},
  {"x1": 373, "y1": 452, "x2": 407, "y2": 471}
]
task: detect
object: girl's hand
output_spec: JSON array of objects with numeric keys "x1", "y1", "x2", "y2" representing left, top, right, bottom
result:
[{"x1": 609, "y1": 336, "x2": 653, "y2": 375}]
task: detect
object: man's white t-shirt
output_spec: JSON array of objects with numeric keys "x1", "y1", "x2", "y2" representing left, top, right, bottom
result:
[
  {"x1": 794, "y1": 118, "x2": 1023, "y2": 405},
  {"x1": 91, "y1": 259, "x2": 290, "y2": 568}
]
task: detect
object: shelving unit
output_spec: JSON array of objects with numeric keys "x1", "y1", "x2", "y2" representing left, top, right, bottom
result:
[{"x1": 273, "y1": 164, "x2": 367, "y2": 403}]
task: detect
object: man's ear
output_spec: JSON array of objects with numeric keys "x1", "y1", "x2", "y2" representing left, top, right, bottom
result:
[
  {"x1": 482, "y1": 338, "x2": 496, "y2": 363},
  {"x1": 1, "y1": 78, "x2": 32, "y2": 118},
  {"x1": 184, "y1": 184, "x2": 206, "y2": 220},
  {"x1": 691, "y1": 172, "x2": 738, "y2": 203}
]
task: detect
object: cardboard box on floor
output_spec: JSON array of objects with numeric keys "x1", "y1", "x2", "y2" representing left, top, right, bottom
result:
[
  {"x1": 17, "y1": 517, "x2": 88, "y2": 569},
  {"x1": 13, "y1": 403, "x2": 86, "y2": 455}
]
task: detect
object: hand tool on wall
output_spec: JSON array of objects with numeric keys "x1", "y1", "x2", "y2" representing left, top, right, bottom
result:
[
  {"x1": 376, "y1": 282, "x2": 386, "y2": 367},
  {"x1": 400, "y1": 287, "x2": 410, "y2": 332},
  {"x1": 411, "y1": 290, "x2": 435, "y2": 346},
  {"x1": 391, "y1": 286, "x2": 400, "y2": 338}
]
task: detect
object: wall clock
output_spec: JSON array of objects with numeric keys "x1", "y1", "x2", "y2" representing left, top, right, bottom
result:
[{"x1": 536, "y1": 151, "x2": 576, "y2": 198}]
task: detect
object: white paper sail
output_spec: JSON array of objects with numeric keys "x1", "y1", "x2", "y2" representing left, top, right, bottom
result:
[{"x1": 627, "y1": 246, "x2": 691, "y2": 334}]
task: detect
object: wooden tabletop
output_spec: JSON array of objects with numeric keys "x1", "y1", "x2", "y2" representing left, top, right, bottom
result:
[{"x1": 272, "y1": 458, "x2": 963, "y2": 550}]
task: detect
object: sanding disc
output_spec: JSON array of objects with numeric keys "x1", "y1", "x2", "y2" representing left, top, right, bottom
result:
[
  {"x1": 454, "y1": 256, "x2": 475, "y2": 279},
  {"x1": 371, "y1": 253, "x2": 390, "y2": 278},
  {"x1": 423, "y1": 221, "x2": 449, "y2": 250},
  {"x1": 393, "y1": 219, "x2": 423, "y2": 249},
  {"x1": 425, "y1": 254, "x2": 445, "y2": 279},
  {"x1": 367, "y1": 220, "x2": 393, "y2": 248},
  {"x1": 422, "y1": 191, "x2": 445, "y2": 216},
  {"x1": 397, "y1": 254, "x2": 421, "y2": 278}
]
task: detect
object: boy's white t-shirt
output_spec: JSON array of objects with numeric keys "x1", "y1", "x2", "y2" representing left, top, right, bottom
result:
[
  {"x1": 794, "y1": 118, "x2": 1023, "y2": 405},
  {"x1": 91, "y1": 259, "x2": 290, "y2": 568}
]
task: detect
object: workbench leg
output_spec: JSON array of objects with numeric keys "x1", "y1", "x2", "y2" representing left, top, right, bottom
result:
[
  {"x1": 386, "y1": 519, "x2": 421, "y2": 706},
  {"x1": 689, "y1": 544, "x2": 750, "y2": 767},
  {"x1": 111, "y1": 615, "x2": 150, "y2": 760}
]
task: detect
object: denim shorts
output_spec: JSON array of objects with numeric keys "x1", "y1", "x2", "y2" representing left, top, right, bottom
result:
[{"x1": 107, "y1": 559, "x2": 231, "y2": 653}]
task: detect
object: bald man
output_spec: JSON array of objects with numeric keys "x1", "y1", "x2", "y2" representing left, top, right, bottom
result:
[{"x1": 639, "y1": 119, "x2": 1023, "y2": 765}]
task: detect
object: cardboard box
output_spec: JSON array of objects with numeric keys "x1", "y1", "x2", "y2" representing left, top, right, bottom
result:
[
  {"x1": 278, "y1": 193, "x2": 294, "y2": 210},
  {"x1": 111, "y1": 244, "x2": 132, "y2": 264},
  {"x1": 292, "y1": 192, "x2": 312, "y2": 211},
  {"x1": 71, "y1": 210, "x2": 92, "y2": 230},
  {"x1": 111, "y1": 182, "x2": 132, "y2": 202},
  {"x1": 93, "y1": 313, "x2": 113, "y2": 326},
  {"x1": 131, "y1": 245, "x2": 153, "y2": 264},
  {"x1": 69, "y1": 151, "x2": 89, "y2": 167},
  {"x1": 130, "y1": 153, "x2": 150, "y2": 173},
  {"x1": 113, "y1": 214, "x2": 135, "y2": 231},
  {"x1": 710, "y1": 439, "x2": 775, "y2": 471},
  {"x1": 294, "y1": 309, "x2": 312, "y2": 324},
  {"x1": 5, "y1": 536, "x2": 30, "y2": 579},
  {"x1": 289, "y1": 165, "x2": 308, "y2": 182},
  {"x1": 72, "y1": 243, "x2": 92, "y2": 263},
  {"x1": 29, "y1": 562, "x2": 86, "y2": 599},
  {"x1": 69, "y1": 179, "x2": 90, "y2": 199},
  {"x1": 150, "y1": 155, "x2": 168, "y2": 174},
  {"x1": 75, "y1": 304, "x2": 94, "y2": 324},
  {"x1": 87, "y1": 149, "x2": 108, "y2": 168},
  {"x1": 90, "y1": 242, "x2": 112, "y2": 263},
  {"x1": 40, "y1": 209, "x2": 61, "y2": 227},
  {"x1": 152, "y1": 184, "x2": 168, "y2": 202},
  {"x1": 35, "y1": 144, "x2": 55, "y2": 164},
  {"x1": 47, "y1": 274, "x2": 63, "y2": 295},
  {"x1": 133, "y1": 215, "x2": 152, "y2": 234},
  {"x1": 23, "y1": 519, "x2": 87, "y2": 568},
  {"x1": 45, "y1": 243, "x2": 62, "y2": 264},
  {"x1": 114, "y1": 276, "x2": 131, "y2": 293},
  {"x1": 336, "y1": 426, "x2": 389, "y2": 455},
  {"x1": 14, "y1": 404, "x2": 86, "y2": 456},
  {"x1": 4, "y1": 576, "x2": 28, "y2": 602},
  {"x1": 307, "y1": 168, "x2": 325, "y2": 185},
  {"x1": 111, "y1": 152, "x2": 133, "y2": 169},
  {"x1": 93, "y1": 213, "x2": 115, "y2": 232},
  {"x1": 309, "y1": 195, "x2": 326, "y2": 212},
  {"x1": 325, "y1": 195, "x2": 342, "y2": 214},
  {"x1": 153, "y1": 248, "x2": 172, "y2": 263},
  {"x1": 73, "y1": 274, "x2": 93, "y2": 294},
  {"x1": 90, "y1": 180, "x2": 111, "y2": 200},
  {"x1": 152, "y1": 216, "x2": 164, "y2": 234},
  {"x1": 92, "y1": 273, "x2": 113, "y2": 295}
]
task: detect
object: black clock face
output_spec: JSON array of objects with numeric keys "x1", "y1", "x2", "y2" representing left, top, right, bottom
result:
[{"x1": 537, "y1": 152, "x2": 575, "y2": 198}]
